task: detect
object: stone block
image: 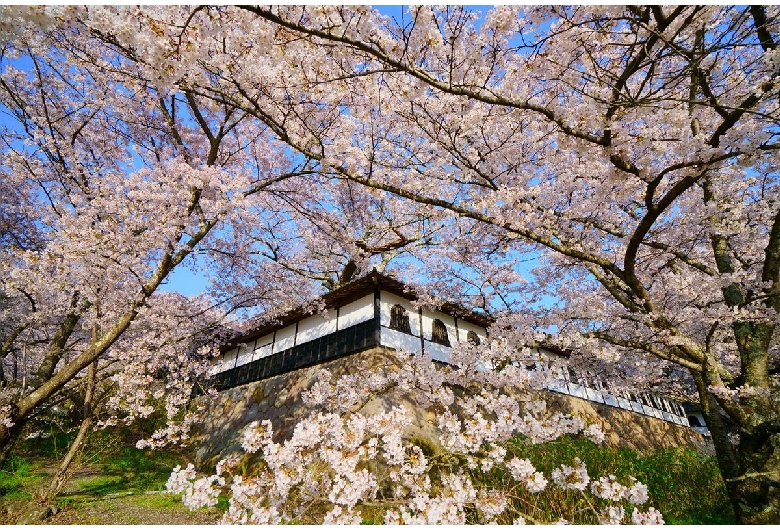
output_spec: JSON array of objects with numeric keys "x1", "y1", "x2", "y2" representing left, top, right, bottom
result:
[{"x1": 192, "y1": 346, "x2": 711, "y2": 468}]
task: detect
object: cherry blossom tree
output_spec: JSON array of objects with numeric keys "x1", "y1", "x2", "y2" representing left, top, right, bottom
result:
[
  {"x1": 0, "y1": 4, "x2": 449, "y2": 478},
  {"x1": 29, "y1": 292, "x2": 222, "y2": 502},
  {"x1": 4, "y1": 5, "x2": 779, "y2": 523},
  {"x1": 0, "y1": 7, "x2": 348, "y2": 467},
  {"x1": 230, "y1": 6, "x2": 780, "y2": 522},
  {"x1": 72, "y1": 5, "x2": 774, "y2": 522}
]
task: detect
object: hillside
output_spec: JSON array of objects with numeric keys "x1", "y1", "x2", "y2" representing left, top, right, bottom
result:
[{"x1": 0, "y1": 427, "x2": 732, "y2": 524}]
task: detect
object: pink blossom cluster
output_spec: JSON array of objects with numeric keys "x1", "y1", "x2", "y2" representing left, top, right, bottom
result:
[
  {"x1": 0, "y1": 405, "x2": 14, "y2": 429},
  {"x1": 170, "y1": 407, "x2": 663, "y2": 523},
  {"x1": 170, "y1": 343, "x2": 664, "y2": 524},
  {"x1": 505, "y1": 457, "x2": 548, "y2": 492},
  {"x1": 551, "y1": 457, "x2": 591, "y2": 491},
  {"x1": 632, "y1": 507, "x2": 666, "y2": 525},
  {"x1": 590, "y1": 474, "x2": 652, "y2": 520},
  {"x1": 166, "y1": 463, "x2": 224, "y2": 510}
]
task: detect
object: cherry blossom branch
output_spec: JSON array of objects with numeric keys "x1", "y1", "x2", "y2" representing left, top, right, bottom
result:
[
  {"x1": 0, "y1": 324, "x2": 29, "y2": 360},
  {"x1": 585, "y1": 330, "x2": 712, "y2": 376},
  {"x1": 242, "y1": 6, "x2": 608, "y2": 148},
  {"x1": 14, "y1": 210, "x2": 217, "y2": 420},
  {"x1": 750, "y1": 6, "x2": 778, "y2": 52}
]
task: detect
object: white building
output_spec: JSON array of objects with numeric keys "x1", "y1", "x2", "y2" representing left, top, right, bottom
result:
[
  {"x1": 209, "y1": 270, "x2": 490, "y2": 390},
  {"x1": 207, "y1": 271, "x2": 696, "y2": 430}
]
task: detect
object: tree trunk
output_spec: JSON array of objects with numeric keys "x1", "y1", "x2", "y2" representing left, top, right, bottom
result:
[
  {"x1": 731, "y1": 429, "x2": 780, "y2": 523},
  {"x1": 695, "y1": 372, "x2": 780, "y2": 523},
  {"x1": 39, "y1": 361, "x2": 97, "y2": 503},
  {"x1": 0, "y1": 404, "x2": 25, "y2": 470}
]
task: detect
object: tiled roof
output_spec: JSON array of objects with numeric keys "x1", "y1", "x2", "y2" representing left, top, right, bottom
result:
[{"x1": 222, "y1": 270, "x2": 493, "y2": 350}]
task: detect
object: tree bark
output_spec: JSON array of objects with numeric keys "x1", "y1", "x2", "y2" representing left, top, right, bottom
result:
[
  {"x1": 732, "y1": 428, "x2": 780, "y2": 523},
  {"x1": 0, "y1": 405, "x2": 25, "y2": 470},
  {"x1": 39, "y1": 361, "x2": 97, "y2": 503},
  {"x1": 694, "y1": 364, "x2": 780, "y2": 522}
]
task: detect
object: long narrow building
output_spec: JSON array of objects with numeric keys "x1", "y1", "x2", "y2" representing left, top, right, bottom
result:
[
  {"x1": 209, "y1": 270, "x2": 491, "y2": 391},
  {"x1": 205, "y1": 270, "x2": 698, "y2": 430}
]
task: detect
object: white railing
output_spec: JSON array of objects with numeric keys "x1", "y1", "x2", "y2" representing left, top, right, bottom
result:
[{"x1": 544, "y1": 372, "x2": 690, "y2": 426}]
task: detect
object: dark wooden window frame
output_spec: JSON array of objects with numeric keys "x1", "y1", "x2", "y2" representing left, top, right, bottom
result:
[
  {"x1": 389, "y1": 303, "x2": 412, "y2": 334},
  {"x1": 431, "y1": 318, "x2": 451, "y2": 346}
]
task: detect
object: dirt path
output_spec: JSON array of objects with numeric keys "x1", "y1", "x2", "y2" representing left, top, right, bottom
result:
[
  {"x1": 42, "y1": 495, "x2": 221, "y2": 525},
  {"x1": 4, "y1": 495, "x2": 221, "y2": 525}
]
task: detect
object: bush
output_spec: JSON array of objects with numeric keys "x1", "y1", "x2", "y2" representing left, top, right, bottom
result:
[{"x1": 500, "y1": 436, "x2": 734, "y2": 524}]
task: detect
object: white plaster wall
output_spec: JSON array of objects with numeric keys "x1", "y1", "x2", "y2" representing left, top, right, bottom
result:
[
  {"x1": 381, "y1": 328, "x2": 422, "y2": 354},
  {"x1": 221, "y1": 347, "x2": 238, "y2": 372},
  {"x1": 426, "y1": 341, "x2": 451, "y2": 363},
  {"x1": 456, "y1": 320, "x2": 487, "y2": 344},
  {"x1": 297, "y1": 309, "x2": 337, "y2": 345},
  {"x1": 338, "y1": 294, "x2": 374, "y2": 329},
  {"x1": 253, "y1": 334, "x2": 274, "y2": 361},
  {"x1": 379, "y1": 291, "x2": 420, "y2": 336},
  {"x1": 208, "y1": 361, "x2": 222, "y2": 376},
  {"x1": 235, "y1": 340, "x2": 255, "y2": 367},
  {"x1": 274, "y1": 324, "x2": 296, "y2": 351}
]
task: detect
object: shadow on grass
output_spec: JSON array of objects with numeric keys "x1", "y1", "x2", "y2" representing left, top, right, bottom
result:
[
  {"x1": 56, "y1": 447, "x2": 182, "y2": 505},
  {"x1": 63, "y1": 475, "x2": 128, "y2": 499}
]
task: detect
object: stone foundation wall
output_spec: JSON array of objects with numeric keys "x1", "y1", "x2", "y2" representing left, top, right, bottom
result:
[{"x1": 192, "y1": 346, "x2": 710, "y2": 470}]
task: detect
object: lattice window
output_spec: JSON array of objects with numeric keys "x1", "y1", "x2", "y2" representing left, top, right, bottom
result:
[
  {"x1": 389, "y1": 304, "x2": 412, "y2": 334},
  {"x1": 466, "y1": 330, "x2": 481, "y2": 346},
  {"x1": 431, "y1": 318, "x2": 451, "y2": 346}
]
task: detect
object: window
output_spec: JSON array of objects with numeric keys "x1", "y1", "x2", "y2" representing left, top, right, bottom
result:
[
  {"x1": 466, "y1": 330, "x2": 481, "y2": 346},
  {"x1": 431, "y1": 318, "x2": 451, "y2": 346},
  {"x1": 389, "y1": 304, "x2": 412, "y2": 334}
]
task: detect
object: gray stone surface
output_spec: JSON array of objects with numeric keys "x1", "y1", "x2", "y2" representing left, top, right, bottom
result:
[
  {"x1": 192, "y1": 346, "x2": 710, "y2": 471},
  {"x1": 16, "y1": 505, "x2": 53, "y2": 525}
]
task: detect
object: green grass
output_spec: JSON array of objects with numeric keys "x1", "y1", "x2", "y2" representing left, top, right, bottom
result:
[
  {"x1": 2, "y1": 432, "x2": 186, "y2": 506},
  {"x1": 51, "y1": 446, "x2": 183, "y2": 504},
  {"x1": 50, "y1": 446, "x2": 201, "y2": 520},
  {"x1": 0, "y1": 455, "x2": 49, "y2": 502},
  {"x1": 496, "y1": 435, "x2": 735, "y2": 524},
  {"x1": 126, "y1": 493, "x2": 183, "y2": 509},
  {"x1": 99, "y1": 446, "x2": 183, "y2": 492},
  {"x1": 15, "y1": 432, "x2": 78, "y2": 460},
  {"x1": 71, "y1": 475, "x2": 126, "y2": 496},
  {"x1": 0, "y1": 470, "x2": 28, "y2": 501},
  {"x1": 0, "y1": 421, "x2": 225, "y2": 525}
]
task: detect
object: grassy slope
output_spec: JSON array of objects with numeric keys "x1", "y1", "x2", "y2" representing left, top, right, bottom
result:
[
  {"x1": 0, "y1": 428, "x2": 732, "y2": 524},
  {"x1": 0, "y1": 429, "x2": 222, "y2": 525},
  {"x1": 499, "y1": 436, "x2": 734, "y2": 524}
]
